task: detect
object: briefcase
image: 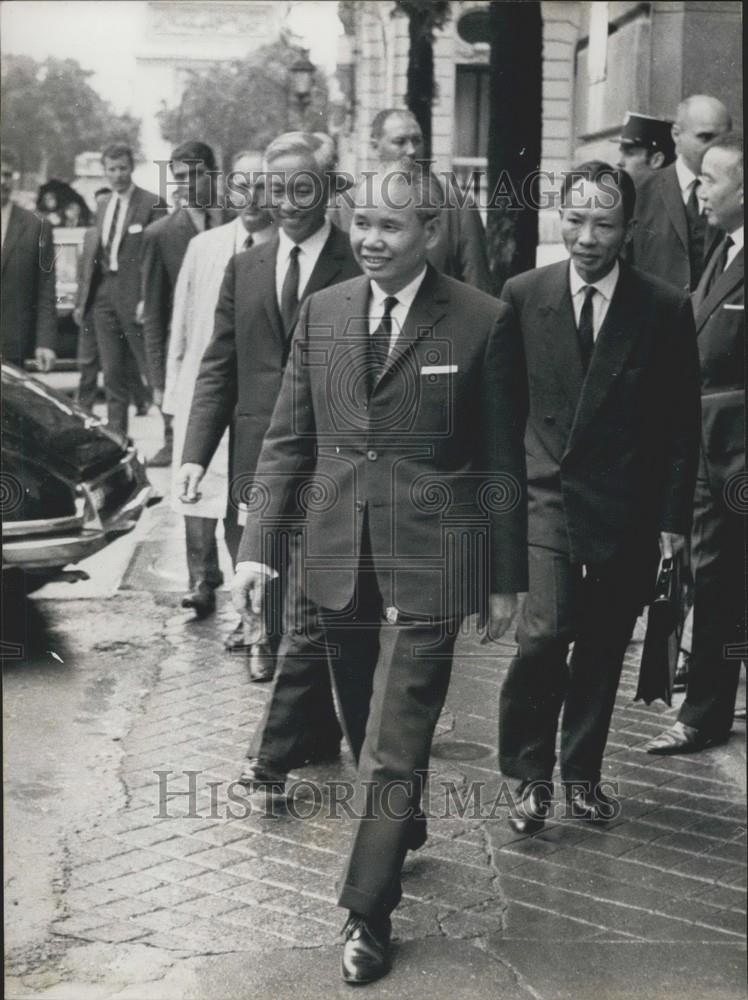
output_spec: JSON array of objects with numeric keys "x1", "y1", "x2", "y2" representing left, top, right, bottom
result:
[{"x1": 634, "y1": 556, "x2": 690, "y2": 706}]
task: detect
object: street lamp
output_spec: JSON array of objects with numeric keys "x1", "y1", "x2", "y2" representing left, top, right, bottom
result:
[{"x1": 289, "y1": 55, "x2": 315, "y2": 127}]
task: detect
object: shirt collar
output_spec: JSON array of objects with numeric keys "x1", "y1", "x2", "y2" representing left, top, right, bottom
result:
[
  {"x1": 112, "y1": 184, "x2": 134, "y2": 202},
  {"x1": 727, "y1": 225, "x2": 744, "y2": 252},
  {"x1": 675, "y1": 156, "x2": 698, "y2": 194},
  {"x1": 569, "y1": 259, "x2": 620, "y2": 302},
  {"x1": 278, "y1": 218, "x2": 331, "y2": 259},
  {"x1": 371, "y1": 267, "x2": 428, "y2": 312}
]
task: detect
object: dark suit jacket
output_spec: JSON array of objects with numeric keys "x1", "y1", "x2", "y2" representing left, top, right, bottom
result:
[
  {"x1": 141, "y1": 207, "x2": 229, "y2": 389},
  {"x1": 630, "y1": 162, "x2": 716, "y2": 292},
  {"x1": 1, "y1": 203, "x2": 57, "y2": 363},
  {"x1": 502, "y1": 259, "x2": 701, "y2": 587},
  {"x1": 237, "y1": 265, "x2": 528, "y2": 618},
  {"x1": 77, "y1": 185, "x2": 165, "y2": 323},
  {"x1": 692, "y1": 240, "x2": 744, "y2": 494},
  {"x1": 183, "y1": 225, "x2": 361, "y2": 481}
]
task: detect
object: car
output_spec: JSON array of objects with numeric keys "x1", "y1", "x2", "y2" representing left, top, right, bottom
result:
[{"x1": 2, "y1": 362, "x2": 154, "y2": 588}]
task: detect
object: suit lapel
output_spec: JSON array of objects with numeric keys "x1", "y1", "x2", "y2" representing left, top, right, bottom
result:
[
  {"x1": 660, "y1": 166, "x2": 689, "y2": 252},
  {"x1": 2, "y1": 204, "x2": 25, "y2": 270},
  {"x1": 285, "y1": 227, "x2": 349, "y2": 335},
  {"x1": 120, "y1": 186, "x2": 142, "y2": 234},
  {"x1": 256, "y1": 235, "x2": 284, "y2": 344},
  {"x1": 534, "y1": 261, "x2": 585, "y2": 413},
  {"x1": 694, "y1": 247, "x2": 743, "y2": 333},
  {"x1": 377, "y1": 265, "x2": 448, "y2": 389},
  {"x1": 568, "y1": 264, "x2": 642, "y2": 449}
]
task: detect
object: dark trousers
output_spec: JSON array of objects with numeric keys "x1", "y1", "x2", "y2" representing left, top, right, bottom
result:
[
  {"x1": 330, "y1": 561, "x2": 459, "y2": 919},
  {"x1": 499, "y1": 545, "x2": 641, "y2": 786},
  {"x1": 678, "y1": 473, "x2": 746, "y2": 735},
  {"x1": 92, "y1": 275, "x2": 150, "y2": 434},
  {"x1": 76, "y1": 310, "x2": 150, "y2": 414},
  {"x1": 184, "y1": 515, "x2": 224, "y2": 590}
]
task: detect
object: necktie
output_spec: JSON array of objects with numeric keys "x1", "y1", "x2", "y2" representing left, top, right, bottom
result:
[
  {"x1": 280, "y1": 245, "x2": 301, "y2": 336},
  {"x1": 704, "y1": 235, "x2": 734, "y2": 296},
  {"x1": 368, "y1": 295, "x2": 398, "y2": 395},
  {"x1": 242, "y1": 234, "x2": 253, "y2": 251},
  {"x1": 577, "y1": 285, "x2": 596, "y2": 373},
  {"x1": 685, "y1": 180, "x2": 706, "y2": 289},
  {"x1": 103, "y1": 196, "x2": 120, "y2": 272},
  {"x1": 204, "y1": 210, "x2": 214, "y2": 231}
]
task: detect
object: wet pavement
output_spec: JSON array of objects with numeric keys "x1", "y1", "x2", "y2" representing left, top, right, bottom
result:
[{"x1": 3, "y1": 402, "x2": 746, "y2": 999}]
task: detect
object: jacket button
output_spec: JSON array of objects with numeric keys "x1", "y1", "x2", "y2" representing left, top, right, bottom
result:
[
  {"x1": 543, "y1": 415, "x2": 556, "y2": 426},
  {"x1": 367, "y1": 449, "x2": 378, "y2": 461},
  {"x1": 355, "y1": 500, "x2": 365, "y2": 512}
]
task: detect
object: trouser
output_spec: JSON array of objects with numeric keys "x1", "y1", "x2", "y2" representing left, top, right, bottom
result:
[
  {"x1": 678, "y1": 473, "x2": 746, "y2": 735},
  {"x1": 92, "y1": 275, "x2": 150, "y2": 434},
  {"x1": 330, "y1": 554, "x2": 459, "y2": 919},
  {"x1": 77, "y1": 310, "x2": 150, "y2": 413},
  {"x1": 184, "y1": 515, "x2": 224, "y2": 590},
  {"x1": 499, "y1": 545, "x2": 641, "y2": 787}
]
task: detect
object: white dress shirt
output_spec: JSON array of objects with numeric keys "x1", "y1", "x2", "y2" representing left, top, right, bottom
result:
[
  {"x1": 102, "y1": 185, "x2": 134, "y2": 272},
  {"x1": 674, "y1": 156, "x2": 700, "y2": 207},
  {"x1": 726, "y1": 225, "x2": 744, "y2": 269},
  {"x1": 275, "y1": 220, "x2": 332, "y2": 306},
  {"x1": 368, "y1": 267, "x2": 428, "y2": 354},
  {"x1": 569, "y1": 260, "x2": 620, "y2": 340}
]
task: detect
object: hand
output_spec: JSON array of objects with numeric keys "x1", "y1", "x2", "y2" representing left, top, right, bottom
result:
[
  {"x1": 153, "y1": 387, "x2": 165, "y2": 409},
  {"x1": 35, "y1": 347, "x2": 56, "y2": 372},
  {"x1": 659, "y1": 532, "x2": 687, "y2": 560},
  {"x1": 72, "y1": 307, "x2": 83, "y2": 327},
  {"x1": 178, "y1": 463, "x2": 205, "y2": 501},
  {"x1": 479, "y1": 593, "x2": 519, "y2": 644},
  {"x1": 135, "y1": 300, "x2": 144, "y2": 325},
  {"x1": 231, "y1": 562, "x2": 273, "y2": 621}
]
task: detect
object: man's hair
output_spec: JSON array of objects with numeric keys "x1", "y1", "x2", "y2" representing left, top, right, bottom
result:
[
  {"x1": 170, "y1": 140, "x2": 218, "y2": 172},
  {"x1": 263, "y1": 131, "x2": 337, "y2": 175},
  {"x1": 560, "y1": 160, "x2": 636, "y2": 223},
  {"x1": 101, "y1": 143, "x2": 134, "y2": 167},
  {"x1": 355, "y1": 160, "x2": 445, "y2": 222},
  {"x1": 675, "y1": 95, "x2": 732, "y2": 131},
  {"x1": 370, "y1": 108, "x2": 420, "y2": 141},
  {"x1": 703, "y1": 131, "x2": 743, "y2": 169}
]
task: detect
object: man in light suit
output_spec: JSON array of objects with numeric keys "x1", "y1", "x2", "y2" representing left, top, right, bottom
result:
[
  {"x1": 647, "y1": 132, "x2": 745, "y2": 755},
  {"x1": 180, "y1": 132, "x2": 357, "y2": 765},
  {"x1": 141, "y1": 140, "x2": 227, "y2": 465},
  {"x1": 498, "y1": 162, "x2": 701, "y2": 833},
  {"x1": 232, "y1": 164, "x2": 527, "y2": 983},
  {"x1": 1, "y1": 151, "x2": 57, "y2": 370},
  {"x1": 76, "y1": 144, "x2": 166, "y2": 434},
  {"x1": 630, "y1": 95, "x2": 731, "y2": 291}
]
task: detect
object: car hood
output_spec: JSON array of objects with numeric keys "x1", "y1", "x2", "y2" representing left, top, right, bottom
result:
[{"x1": 2, "y1": 364, "x2": 128, "y2": 482}]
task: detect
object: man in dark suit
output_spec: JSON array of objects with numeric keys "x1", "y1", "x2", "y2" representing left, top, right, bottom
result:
[
  {"x1": 141, "y1": 140, "x2": 226, "y2": 465},
  {"x1": 647, "y1": 133, "x2": 745, "y2": 755},
  {"x1": 180, "y1": 132, "x2": 358, "y2": 766},
  {"x1": 232, "y1": 163, "x2": 528, "y2": 983},
  {"x1": 1, "y1": 152, "x2": 57, "y2": 370},
  {"x1": 498, "y1": 162, "x2": 701, "y2": 834},
  {"x1": 75, "y1": 144, "x2": 165, "y2": 434},
  {"x1": 630, "y1": 95, "x2": 731, "y2": 291}
]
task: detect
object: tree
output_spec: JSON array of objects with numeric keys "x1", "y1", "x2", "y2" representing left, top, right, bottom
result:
[
  {"x1": 1, "y1": 55, "x2": 141, "y2": 180},
  {"x1": 157, "y1": 40, "x2": 328, "y2": 170},
  {"x1": 485, "y1": 0, "x2": 543, "y2": 291},
  {"x1": 393, "y1": 0, "x2": 451, "y2": 161}
]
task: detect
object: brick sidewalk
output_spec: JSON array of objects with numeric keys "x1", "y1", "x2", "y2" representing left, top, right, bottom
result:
[{"x1": 50, "y1": 581, "x2": 745, "y2": 970}]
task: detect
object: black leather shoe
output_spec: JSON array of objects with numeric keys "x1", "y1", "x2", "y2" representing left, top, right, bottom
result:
[
  {"x1": 301, "y1": 742, "x2": 342, "y2": 766},
  {"x1": 565, "y1": 784, "x2": 618, "y2": 823},
  {"x1": 645, "y1": 722, "x2": 730, "y2": 755},
  {"x1": 508, "y1": 780, "x2": 553, "y2": 835},
  {"x1": 181, "y1": 582, "x2": 216, "y2": 618},
  {"x1": 147, "y1": 442, "x2": 173, "y2": 467},
  {"x1": 341, "y1": 912, "x2": 391, "y2": 985},
  {"x1": 135, "y1": 402, "x2": 150, "y2": 417},
  {"x1": 237, "y1": 758, "x2": 287, "y2": 796},
  {"x1": 248, "y1": 642, "x2": 275, "y2": 682}
]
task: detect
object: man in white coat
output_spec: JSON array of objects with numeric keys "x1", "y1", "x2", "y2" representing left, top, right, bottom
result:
[{"x1": 164, "y1": 155, "x2": 274, "y2": 618}]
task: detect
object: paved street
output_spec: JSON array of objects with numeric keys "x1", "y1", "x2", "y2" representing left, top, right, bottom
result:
[{"x1": 4, "y1": 402, "x2": 746, "y2": 1000}]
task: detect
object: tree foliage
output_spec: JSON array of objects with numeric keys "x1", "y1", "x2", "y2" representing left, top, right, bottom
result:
[
  {"x1": 157, "y1": 40, "x2": 329, "y2": 169},
  {"x1": 1, "y1": 55, "x2": 141, "y2": 180}
]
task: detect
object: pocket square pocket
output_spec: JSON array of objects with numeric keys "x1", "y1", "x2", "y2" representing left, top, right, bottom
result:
[
  {"x1": 421, "y1": 365, "x2": 458, "y2": 375},
  {"x1": 722, "y1": 303, "x2": 743, "y2": 311},
  {"x1": 128, "y1": 223, "x2": 144, "y2": 234}
]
